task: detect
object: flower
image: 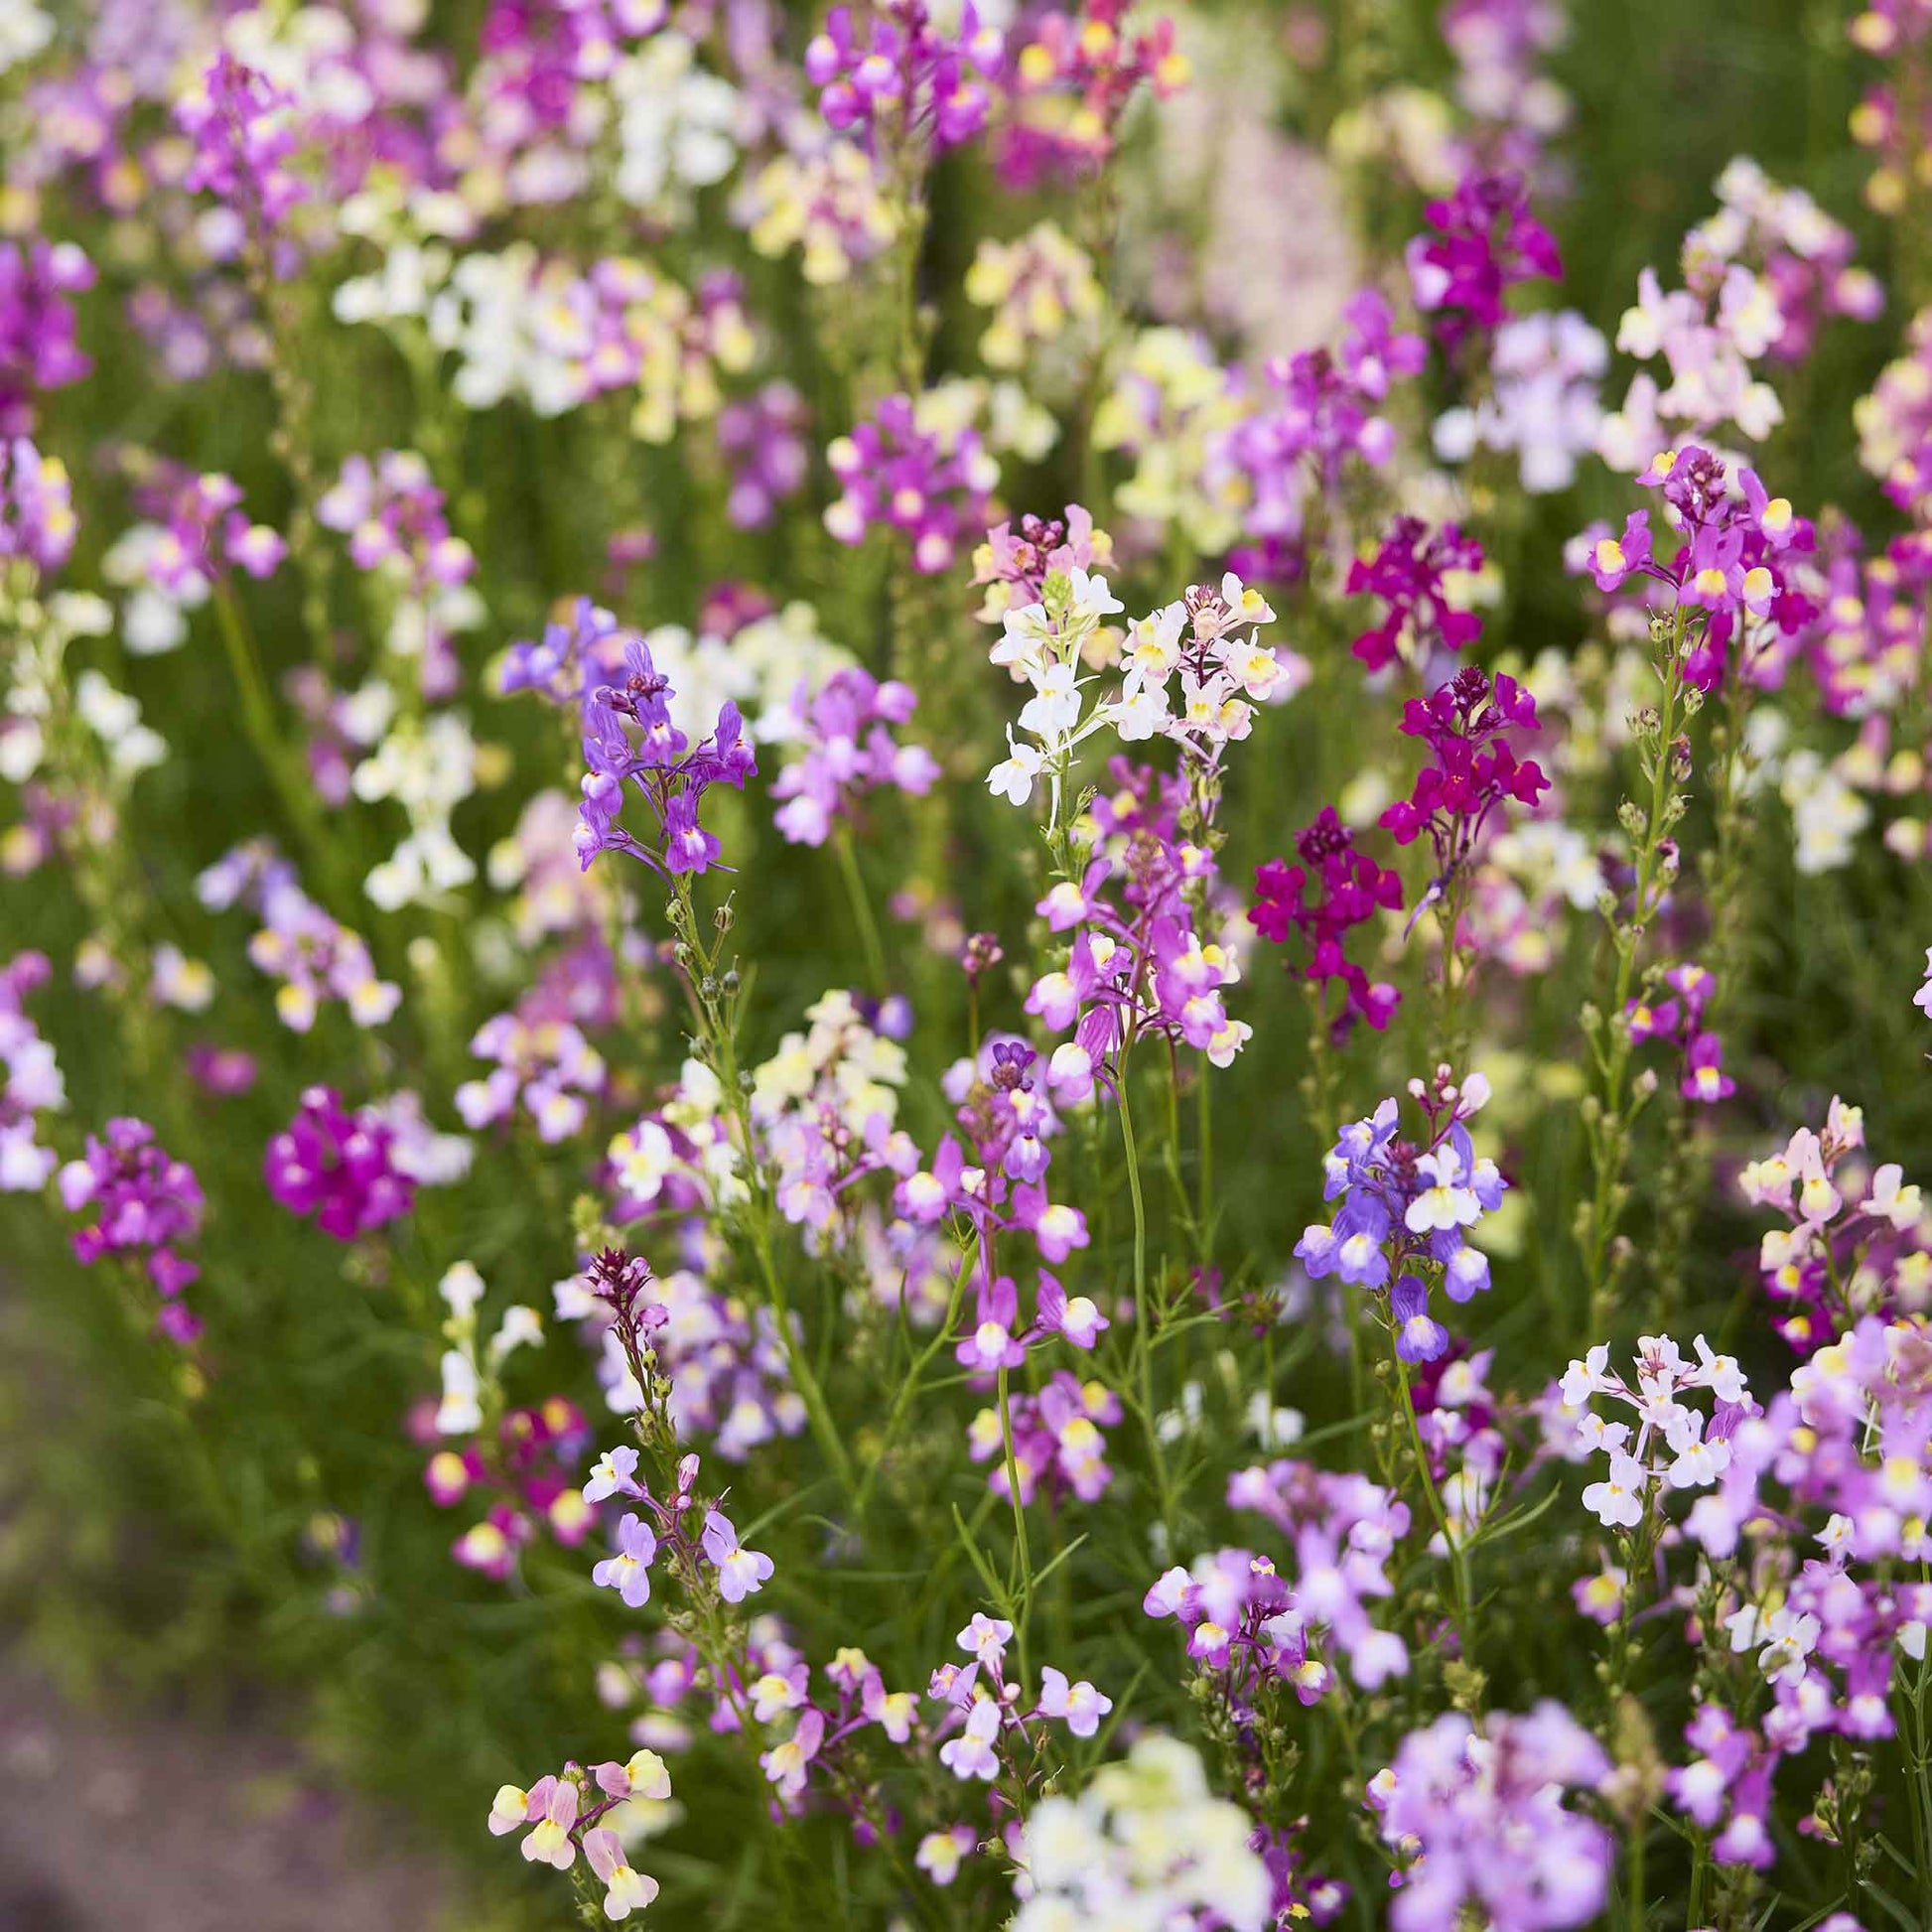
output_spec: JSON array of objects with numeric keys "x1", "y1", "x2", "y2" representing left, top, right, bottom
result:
[
  {"x1": 701, "y1": 1508, "x2": 773, "y2": 1602},
  {"x1": 1368, "y1": 1703, "x2": 1611, "y2": 1931},
  {"x1": 591, "y1": 1512, "x2": 658, "y2": 1609},
  {"x1": 264, "y1": 1088, "x2": 419, "y2": 1242}
]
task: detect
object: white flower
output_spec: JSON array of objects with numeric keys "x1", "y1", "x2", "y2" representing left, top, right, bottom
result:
[
  {"x1": 987, "y1": 738, "x2": 1044, "y2": 806},
  {"x1": 436, "y1": 1348, "x2": 483, "y2": 1435},
  {"x1": 1582, "y1": 1451, "x2": 1647, "y2": 1529}
]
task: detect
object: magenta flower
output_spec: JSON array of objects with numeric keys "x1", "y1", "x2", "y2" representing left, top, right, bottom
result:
[
  {"x1": 1406, "y1": 167, "x2": 1562, "y2": 353},
  {"x1": 824, "y1": 392, "x2": 1000, "y2": 573},
  {"x1": 1345, "y1": 516, "x2": 1486, "y2": 671},
  {"x1": 806, "y1": 2, "x2": 1004, "y2": 154},
  {"x1": 0, "y1": 240, "x2": 94, "y2": 435},
  {"x1": 1252, "y1": 808, "x2": 1404, "y2": 1036},
  {"x1": 264, "y1": 1087, "x2": 416, "y2": 1242},
  {"x1": 58, "y1": 1118, "x2": 205, "y2": 1343}
]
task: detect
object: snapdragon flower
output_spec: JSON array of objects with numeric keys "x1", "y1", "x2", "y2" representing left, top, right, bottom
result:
[
  {"x1": 456, "y1": 1011, "x2": 606, "y2": 1143},
  {"x1": 715, "y1": 381, "x2": 808, "y2": 529},
  {"x1": 1010, "y1": 1734, "x2": 1269, "y2": 1932},
  {"x1": 925, "y1": 1610, "x2": 1112, "y2": 1788},
  {"x1": 964, "y1": 221, "x2": 1103, "y2": 372},
  {"x1": 1560, "y1": 1333, "x2": 1755, "y2": 1528},
  {"x1": 1406, "y1": 166, "x2": 1561, "y2": 353},
  {"x1": 1367, "y1": 1704, "x2": 1611, "y2": 1931},
  {"x1": 967, "y1": 1367, "x2": 1120, "y2": 1504},
  {"x1": 264, "y1": 1086, "x2": 419, "y2": 1242},
  {"x1": 997, "y1": 2, "x2": 1190, "y2": 185},
  {"x1": 199, "y1": 842, "x2": 401, "y2": 1033},
  {"x1": 0, "y1": 436, "x2": 78, "y2": 572},
  {"x1": 984, "y1": 561, "x2": 1125, "y2": 809},
  {"x1": 1296, "y1": 1069, "x2": 1505, "y2": 1359},
  {"x1": 573, "y1": 632, "x2": 756, "y2": 877},
  {"x1": 0, "y1": 240, "x2": 93, "y2": 436},
  {"x1": 59, "y1": 1117, "x2": 205, "y2": 1344},
  {"x1": 1219, "y1": 289, "x2": 1427, "y2": 582},
  {"x1": 1435, "y1": 309, "x2": 1606, "y2": 491},
  {"x1": 1251, "y1": 807, "x2": 1404, "y2": 1035},
  {"x1": 806, "y1": 1, "x2": 1004, "y2": 155},
  {"x1": 1736, "y1": 1096, "x2": 1928, "y2": 1349},
  {"x1": 1346, "y1": 516, "x2": 1486, "y2": 672},
  {"x1": 825, "y1": 391, "x2": 1001, "y2": 574},
  {"x1": 1602, "y1": 158, "x2": 1877, "y2": 467},
  {"x1": 0, "y1": 951, "x2": 64, "y2": 1192},
  {"x1": 769, "y1": 668, "x2": 940, "y2": 847},
  {"x1": 488, "y1": 1751, "x2": 671, "y2": 1918},
  {"x1": 1107, "y1": 575, "x2": 1303, "y2": 755},
  {"x1": 1583, "y1": 444, "x2": 1817, "y2": 689}
]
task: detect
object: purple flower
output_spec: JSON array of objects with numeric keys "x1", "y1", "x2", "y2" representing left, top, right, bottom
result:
[
  {"x1": 824, "y1": 392, "x2": 1000, "y2": 574},
  {"x1": 1346, "y1": 516, "x2": 1486, "y2": 672},
  {"x1": 1406, "y1": 167, "x2": 1562, "y2": 353},
  {"x1": 591, "y1": 1511, "x2": 658, "y2": 1608},
  {"x1": 0, "y1": 437, "x2": 77, "y2": 573},
  {"x1": 58, "y1": 1118, "x2": 205, "y2": 1343},
  {"x1": 806, "y1": 2, "x2": 1004, "y2": 155},
  {"x1": 563, "y1": 629, "x2": 757, "y2": 879},
  {"x1": 771, "y1": 668, "x2": 941, "y2": 847},
  {"x1": 702, "y1": 1509, "x2": 773, "y2": 1603},
  {"x1": 264, "y1": 1087, "x2": 416, "y2": 1242},
  {"x1": 716, "y1": 382, "x2": 809, "y2": 529},
  {"x1": 1369, "y1": 1702, "x2": 1611, "y2": 1930},
  {"x1": 1391, "y1": 1276, "x2": 1449, "y2": 1362},
  {"x1": 0, "y1": 240, "x2": 94, "y2": 436},
  {"x1": 1252, "y1": 808, "x2": 1405, "y2": 1036}
]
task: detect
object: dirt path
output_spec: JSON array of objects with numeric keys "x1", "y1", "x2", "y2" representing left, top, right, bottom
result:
[{"x1": 0, "y1": 1664, "x2": 454, "y2": 1930}]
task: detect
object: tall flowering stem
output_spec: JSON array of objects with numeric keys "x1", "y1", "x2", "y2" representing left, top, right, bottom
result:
[
  {"x1": 1379, "y1": 668, "x2": 1548, "y2": 1068},
  {"x1": 663, "y1": 877, "x2": 856, "y2": 1503},
  {"x1": 1576, "y1": 609, "x2": 1696, "y2": 1338}
]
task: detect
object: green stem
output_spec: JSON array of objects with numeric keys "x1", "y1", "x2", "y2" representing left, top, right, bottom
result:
[
  {"x1": 833, "y1": 824, "x2": 889, "y2": 992},
  {"x1": 210, "y1": 582, "x2": 340, "y2": 900},
  {"x1": 853, "y1": 1232, "x2": 977, "y2": 1516},
  {"x1": 1393, "y1": 1341, "x2": 1471, "y2": 1656},
  {"x1": 997, "y1": 1361, "x2": 1034, "y2": 1693},
  {"x1": 1118, "y1": 1069, "x2": 1175, "y2": 1535}
]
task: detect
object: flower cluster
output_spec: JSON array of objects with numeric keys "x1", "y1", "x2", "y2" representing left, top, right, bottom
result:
[
  {"x1": 1602, "y1": 159, "x2": 1878, "y2": 464},
  {"x1": 488, "y1": 1749, "x2": 671, "y2": 1919},
  {"x1": 1345, "y1": 516, "x2": 1486, "y2": 672},
  {"x1": 1296, "y1": 1071, "x2": 1504, "y2": 1361},
  {"x1": 573, "y1": 631, "x2": 756, "y2": 877},
  {"x1": 1379, "y1": 667, "x2": 1548, "y2": 889},
  {"x1": 967, "y1": 1368, "x2": 1119, "y2": 1504},
  {"x1": 264, "y1": 1087, "x2": 420, "y2": 1243},
  {"x1": 1367, "y1": 1705, "x2": 1612, "y2": 1931},
  {"x1": 1738, "y1": 1097, "x2": 1928, "y2": 1350},
  {"x1": 1251, "y1": 809, "x2": 1404, "y2": 1035},
  {"x1": 1406, "y1": 167, "x2": 1562, "y2": 353},
  {"x1": 769, "y1": 669, "x2": 940, "y2": 847},
  {"x1": 0, "y1": 239, "x2": 94, "y2": 435},
  {"x1": 1011, "y1": 1734, "x2": 1270, "y2": 1932},
  {"x1": 0, "y1": 951, "x2": 63, "y2": 1191},
  {"x1": 806, "y1": 3, "x2": 1005, "y2": 156},
  {"x1": 1560, "y1": 1333, "x2": 1755, "y2": 1528},
  {"x1": 58, "y1": 1118, "x2": 205, "y2": 1344},
  {"x1": 1220, "y1": 290, "x2": 1426, "y2": 579},
  {"x1": 1435, "y1": 309, "x2": 1606, "y2": 492},
  {"x1": 198, "y1": 843, "x2": 401, "y2": 1033},
  {"x1": 714, "y1": 382, "x2": 809, "y2": 531},
  {"x1": 824, "y1": 391, "x2": 1002, "y2": 574}
]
